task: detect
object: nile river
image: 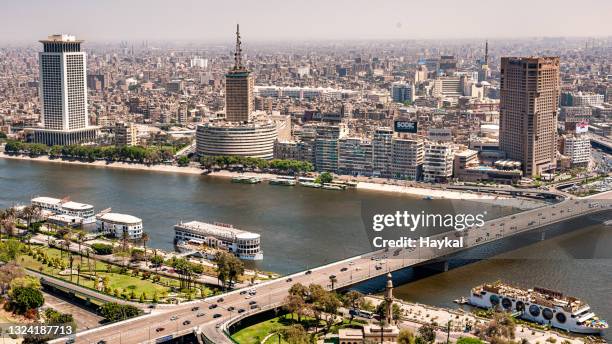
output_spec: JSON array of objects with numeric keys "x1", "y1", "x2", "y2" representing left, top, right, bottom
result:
[{"x1": 1, "y1": 158, "x2": 610, "y2": 339}]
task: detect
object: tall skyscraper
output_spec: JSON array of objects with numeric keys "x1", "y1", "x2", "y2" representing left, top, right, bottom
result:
[
  {"x1": 225, "y1": 25, "x2": 254, "y2": 123},
  {"x1": 499, "y1": 57, "x2": 560, "y2": 177},
  {"x1": 33, "y1": 34, "x2": 97, "y2": 145}
]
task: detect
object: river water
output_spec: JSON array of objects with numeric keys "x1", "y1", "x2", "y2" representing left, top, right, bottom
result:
[{"x1": 1, "y1": 158, "x2": 610, "y2": 339}]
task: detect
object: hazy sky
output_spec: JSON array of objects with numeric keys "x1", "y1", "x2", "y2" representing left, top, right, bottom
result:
[{"x1": 2, "y1": 0, "x2": 611, "y2": 43}]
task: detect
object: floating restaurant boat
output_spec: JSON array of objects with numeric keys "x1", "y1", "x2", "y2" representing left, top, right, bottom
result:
[
  {"x1": 31, "y1": 196, "x2": 96, "y2": 224},
  {"x1": 174, "y1": 221, "x2": 263, "y2": 260},
  {"x1": 231, "y1": 176, "x2": 261, "y2": 184},
  {"x1": 469, "y1": 282, "x2": 608, "y2": 334}
]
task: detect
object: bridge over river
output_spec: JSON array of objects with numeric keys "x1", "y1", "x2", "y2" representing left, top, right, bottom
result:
[{"x1": 50, "y1": 192, "x2": 611, "y2": 344}]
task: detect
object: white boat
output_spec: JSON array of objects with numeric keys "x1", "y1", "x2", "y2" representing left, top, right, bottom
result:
[
  {"x1": 322, "y1": 184, "x2": 343, "y2": 191},
  {"x1": 269, "y1": 178, "x2": 296, "y2": 186},
  {"x1": 469, "y1": 282, "x2": 608, "y2": 334},
  {"x1": 231, "y1": 176, "x2": 261, "y2": 184},
  {"x1": 300, "y1": 181, "x2": 322, "y2": 188}
]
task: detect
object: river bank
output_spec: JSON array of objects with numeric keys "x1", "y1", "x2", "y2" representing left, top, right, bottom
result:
[{"x1": 0, "y1": 152, "x2": 533, "y2": 205}]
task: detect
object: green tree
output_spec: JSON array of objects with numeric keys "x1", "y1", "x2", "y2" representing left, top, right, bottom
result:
[
  {"x1": 280, "y1": 324, "x2": 309, "y2": 344},
  {"x1": 417, "y1": 324, "x2": 436, "y2": 344},
  {"x1": 177, "y1": 156, "x2": 190, "y2": 167},
  {"x1": 398, "y1": 329, "x2": 415, "y2": 344},
  {"x1": 99, "y1": 302, "x2": 141, "y2": 322},
  {"x1": 10, "y1": 287, "x2": 44, "y2": 314},
  {"x1": 316, "y1": 172, "x2": 333, "y2": 184}
]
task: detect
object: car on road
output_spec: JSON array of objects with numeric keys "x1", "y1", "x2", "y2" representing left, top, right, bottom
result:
[
  {"x1": 228, "y1": 306, "x2": 235, "y2": 311},
  {"x1": 183, "y1": 320, "x2": 191, "y2": 325},
  {"x1": 340, "y1": 267, "x2": 348, "y2": 272},
  {"x1": 170, "y1": 315, "x2": 179, "y2": 321},
  {"x1": 237, "y1": 308, "x2": 245, "y2": 313},
  {"x1": 97, "y1": 341, "x2": 106, "y2": 344},
  {"x1": 196, "y1": 312, "x2": 206, "y2": 317},
  {"x1": 305, "y1": 270, "x2": 312, "y2": 275},
  {"x1": 249, "y1": 300, "x2": 257, "y2": 305},
  {"x1": 330, "y1": 274, "x2": 336, "y2": 279},
  {"x1": 215, "y1": 323, "x2": 222, "y2": 329},
  {"x1": 213, "y1": 313, "x2": 222, "y2": 318},
  {"x1": 375, "y1": 265, "x2": 382, "y2": 270},
  {"x1": 209, "y1": 304, "x2": 218, "y2": 309},
  {"x1": 239, "y1": 290, "x2": 247, "y2": 295},
  {"x1": 286, "y1": 278, "x2": 293, "y2": 282},
  {"x1": 348, "y1": 261, "x2": 355, "y2": 265},
  {"x1": 191, "y1": 306, "x2": 200, "y2": 311},
  {"x1": 217, "y1": 297, "x2": 224, "y2": 302},
  {"x1": 250, "y1": 304, "x2": 259, "y2": 309},
  {"x1": 156, "y1": 327, "x2": 165, "y2": 332}
]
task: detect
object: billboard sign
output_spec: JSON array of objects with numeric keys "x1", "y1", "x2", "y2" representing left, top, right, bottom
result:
[
  {"x1": 394, "y1": 120, "x2": 418, "y2": 133},
  {"x1": 576, "y1": 120, "x2": 589, "y2": 134}
]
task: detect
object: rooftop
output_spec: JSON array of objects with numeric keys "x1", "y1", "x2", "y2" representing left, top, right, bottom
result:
[{"x1": 99, "y1": 213, "x2": 142, "y2": 224}]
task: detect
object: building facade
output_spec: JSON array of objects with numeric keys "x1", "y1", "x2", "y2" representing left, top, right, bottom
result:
[
  {"x1": 115, "y1": 122, "x2": 138, "y2": 147},
  {"x1": 391, "y1": 136, "x2": 424, "y2": 180},
  {"x1": 500, "y1": 57, "x2": 560, "y2": 177},
  {"x1": 196, "y1": 121, "x2": 277, "y2": 160},
  {"x1": 34, "y1": 34, "x2": 98, "y2": 145},
  {"x1": 423, "y1": 142, "x2": 454, "y2": 182}
]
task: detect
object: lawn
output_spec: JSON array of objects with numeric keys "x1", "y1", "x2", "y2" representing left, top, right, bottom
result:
[
  {"x1": 18, "y1": 246, "x2": 210, "y2": 302},
  {"x1": 232, "y1": 315, "x2": 290, "y2": 344},
  {"x1": 231, "y1": 313, "x2": 334, "y2": 344}
]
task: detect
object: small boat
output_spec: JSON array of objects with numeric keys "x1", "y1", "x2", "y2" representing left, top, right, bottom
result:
[
  {"x1": 322, "y1": 184, "x2": 343, "y2": 191},
  {"x1": 231, "y1": 176, "x2": 261, "y2": 184},
  {"x1": 454, "y1": 296, "x2": 469, "y2": 305},
  {"x1": 269, "y1": 178, "x2": 296, "y2": 186},
  {"x1": 300, "y1": 181, "x2": 322, "y2": 188},
  {"x1": 423, "y1": 196, "x2": 433, "y2": 200},
  {"x1": 604, "y1": 220, "x2": 612, "y2": 226}
]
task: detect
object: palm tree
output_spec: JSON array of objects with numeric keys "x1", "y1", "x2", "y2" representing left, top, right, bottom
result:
[
  {"x1": 329, "y1": 275, "x2": 338, "y2": 290},
  {"x1": 23, "y1": 233, "x2": 33, "y2": 251},
  {"x1": 76, "y1": 231, "x2": 86, "y2": 267},
  {"x1": 141, "y1": 232, "x2": 149, "y2": 260}
]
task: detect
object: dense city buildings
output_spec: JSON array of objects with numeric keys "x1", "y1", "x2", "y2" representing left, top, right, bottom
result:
[{"x1": 499, "y1": 57, "x2": 560, "y2": 177}]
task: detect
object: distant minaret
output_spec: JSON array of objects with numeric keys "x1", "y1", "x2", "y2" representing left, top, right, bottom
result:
[{"x1": 384, "y1": 272, "x2": 394, "y2": 322}]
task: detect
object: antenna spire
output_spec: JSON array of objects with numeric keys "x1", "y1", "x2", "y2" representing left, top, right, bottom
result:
[
  {"x1": 484, "y1": 40, "x2": 489, "y2": 65},
  {"x1": 234, "y1": 24, "x2": 243, "y2": 70}
]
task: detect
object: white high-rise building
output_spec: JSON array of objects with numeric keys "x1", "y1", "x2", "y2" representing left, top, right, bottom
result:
[
  {"x1": 32, "y1": 34, "x2": 98, "y2": 145},
  {"x1": 423, "y1": 142, "x2": 455, "y2": 182},
  {"x1": 563, "y1": 135, "x2": 591, "y2": 168}
]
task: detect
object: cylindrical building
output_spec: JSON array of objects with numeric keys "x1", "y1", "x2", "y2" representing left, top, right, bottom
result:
[{"x1": 196, "y1": 121, "x2": 277, "y2": 159}]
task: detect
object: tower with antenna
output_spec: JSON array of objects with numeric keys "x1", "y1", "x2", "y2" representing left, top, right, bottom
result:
[{"x1": 225, "y1": 24, "x2": 254, "y2": 122}]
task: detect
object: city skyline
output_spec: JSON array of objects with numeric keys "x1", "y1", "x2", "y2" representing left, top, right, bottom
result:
[{"x1": 1, "y1": 0, "x2": 612, "y2": 43}]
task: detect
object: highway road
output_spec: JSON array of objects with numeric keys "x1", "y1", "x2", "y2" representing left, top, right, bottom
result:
[{"x1": 50, "y1": 194, "x2": 610, "y2": 344}]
